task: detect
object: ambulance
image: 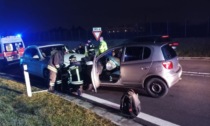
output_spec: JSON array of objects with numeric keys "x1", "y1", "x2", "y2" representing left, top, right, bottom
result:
[{"x1": 0, "y1": 35, "x2": 25, "y2": 69}]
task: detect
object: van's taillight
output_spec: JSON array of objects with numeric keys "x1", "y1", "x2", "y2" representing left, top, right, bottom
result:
[
  {"x1": 3, "y1": 51, "x2": 6, "y2": 57},
  {"x1": 162, "y1": 61, "x2": 173, "y2": 69}
]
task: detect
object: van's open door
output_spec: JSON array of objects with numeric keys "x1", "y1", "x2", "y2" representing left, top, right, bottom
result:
[{"x1": 91, "y1": 55, "x2": 101, "y2": 92}]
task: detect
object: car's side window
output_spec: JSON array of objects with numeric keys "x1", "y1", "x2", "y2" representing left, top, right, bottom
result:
[
  {"x1": 143, "y1": 47, "x2": 151, "y2": 59},
  {"x1": 124, "y1": 46, "x2": 143, "y2": 62},
  {"x1": 30, "y1": 48, "x2": 39, "y2": 59},
  {"x1": 124, "y1": 46, "x2": 151, "y2": 62},
  {"x1": 24, "y1": 49, "x2": 32, "y2": 58},
  {"x1": 24, "y1": 48, "x2": 39, "y2": 59}
]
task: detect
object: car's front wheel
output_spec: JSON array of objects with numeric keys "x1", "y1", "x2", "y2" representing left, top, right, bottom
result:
[{"x1": 145, "y1": 78, "x2": 168, "y2": 98}]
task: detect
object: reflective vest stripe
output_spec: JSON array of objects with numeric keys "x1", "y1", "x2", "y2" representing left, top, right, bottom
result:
[{"x1": 47, "y1": 65, "x2": 57, "y2": 73}]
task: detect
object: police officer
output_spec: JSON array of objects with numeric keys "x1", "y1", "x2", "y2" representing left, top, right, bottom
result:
[
  {"x1": 85, "y1": 40, "x2": 95, "y2": 60},
  {"x1": 47, "y1": 47, "x2": 67, "y2": 92},
  {"x1": 98, "y1": 36, "x2": 108, "y2": 55},
  {"x1": 76, "y1": 44, "x2": 85, "y2": 54}
]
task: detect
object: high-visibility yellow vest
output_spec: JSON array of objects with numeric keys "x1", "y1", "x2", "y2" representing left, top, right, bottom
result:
[{"x1": 99, "y1": 40, "x2": 108, "y2": 54}]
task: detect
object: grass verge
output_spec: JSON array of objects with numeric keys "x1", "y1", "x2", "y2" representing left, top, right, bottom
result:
[{"x1": 0, "y1": 78, "x2": 117, "y2": 126}]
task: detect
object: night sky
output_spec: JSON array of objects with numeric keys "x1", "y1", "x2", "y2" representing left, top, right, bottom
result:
[{"x1": 0, "y1": 0, "x2": 210, "y2": 33}]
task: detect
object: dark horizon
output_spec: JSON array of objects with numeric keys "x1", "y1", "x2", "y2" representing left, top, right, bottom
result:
[{"x1": 0, "y1": 0, "x2": 210, "y2": 34}]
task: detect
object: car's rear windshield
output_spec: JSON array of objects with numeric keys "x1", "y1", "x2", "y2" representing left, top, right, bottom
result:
[{"x1": 161, "y1": 44, "x2": 177, "y2": 60}]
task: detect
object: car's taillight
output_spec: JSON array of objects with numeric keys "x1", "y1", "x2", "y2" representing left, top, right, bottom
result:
[
  {"x1": 169, "y1": 42, "x2": 179, "y2": 46},
  {"x1": 161, "y1": 35, "x2": 169, "y2": 38},
  {"x1": 172, "y1": 42, "x2": 179, "y2": 46},
  {"x1": 162, "y1": 61, "x2": 173, "y2": 69}
]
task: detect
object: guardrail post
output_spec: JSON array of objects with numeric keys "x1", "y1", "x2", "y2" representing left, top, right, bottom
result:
[{"x1": 23, "y1": 64, "x2": 32, "y2": 97}]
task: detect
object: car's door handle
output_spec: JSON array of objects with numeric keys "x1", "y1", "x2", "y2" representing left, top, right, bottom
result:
[{"x1": 141, "y1": 67, "x2": 149, "y2": 70}]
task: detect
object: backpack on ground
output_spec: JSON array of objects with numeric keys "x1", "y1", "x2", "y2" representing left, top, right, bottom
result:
[{"x1": 120, "y1": 89, "x2": 141, "y2": 118}]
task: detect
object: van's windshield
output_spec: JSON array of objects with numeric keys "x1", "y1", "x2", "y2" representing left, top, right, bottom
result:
[{"x1": 4, "y1": 42, "x2": 24, "y2": 52}]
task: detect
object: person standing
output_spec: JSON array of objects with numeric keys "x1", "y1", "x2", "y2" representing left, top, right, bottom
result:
[
  {"x1": 98, "y1": 36, "x2": 108, "y2": 55},
  {"x1": 47, "y1": 47, "x2": 67, "y2": 92},
  {"x1": 76, "y1": 44, "x2": 85, "y2": 54},
  {"x1": 85, "y1": 40, "x2": 95, "y2": 60},
  {"x1": 98, "y1": 37, "x2": 109, "y2": 81}
]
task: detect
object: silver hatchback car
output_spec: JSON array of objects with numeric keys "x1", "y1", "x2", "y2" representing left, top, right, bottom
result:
[
  {"x1": 91, "y1": 42, "x2": 182, "y2": 98},
  {"x1": 20, "y1": 44, "x2": 85, "y2": 79}
]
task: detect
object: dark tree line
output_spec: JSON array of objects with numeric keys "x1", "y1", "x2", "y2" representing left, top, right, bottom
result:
[{"x1": 20, "y1": 21, "x2": 210, "y2": 42}]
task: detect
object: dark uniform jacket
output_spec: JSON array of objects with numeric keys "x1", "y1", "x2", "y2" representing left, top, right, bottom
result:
[{"x1": 86, "y1": 42, "x2": 95, "y2": 59}]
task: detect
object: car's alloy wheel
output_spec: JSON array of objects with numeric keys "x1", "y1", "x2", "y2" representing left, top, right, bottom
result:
[{"x1": 145, "y1": 78, "x2": 168, "y2": 98}]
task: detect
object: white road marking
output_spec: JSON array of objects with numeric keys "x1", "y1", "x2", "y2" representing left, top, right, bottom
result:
[
  {"x1": 183, "y1": 74, "x2": 210, "y2": 77},
  {"x1": 137, "y1": 113, "x2": 180, "y2": 126},
  {"x1": 81, "y1": 93, "x2": 180, "y2": 126},
  {"x1": 183, "y1": 71, "x2": 210, "y2": 75},
  {"x1": 182, "y1": 71, "x2": 210, "y2": 77}
]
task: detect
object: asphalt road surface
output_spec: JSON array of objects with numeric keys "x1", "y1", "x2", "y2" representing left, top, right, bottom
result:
[{"x1": 1, "y1": 59, "x2": 210, "y2": 126}]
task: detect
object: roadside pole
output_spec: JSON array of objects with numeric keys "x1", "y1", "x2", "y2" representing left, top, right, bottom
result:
[{"x1": 23, "y1": 64, "x2": 32, "y2": 97}]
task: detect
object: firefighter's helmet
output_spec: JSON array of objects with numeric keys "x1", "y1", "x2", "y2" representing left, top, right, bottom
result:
[{"x1": 69, "y1": 55, "x2": 77, "y2": 62}]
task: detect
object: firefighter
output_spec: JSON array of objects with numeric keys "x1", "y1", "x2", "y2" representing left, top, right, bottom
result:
[
  {"x1": 98, "y1": 36, "x2": 108, "y2": 55},
  {"x1": 68, "y1": 55, "x2": 83, "y2": 96},
  {"x1": 47, "y1": 47, "x2": 68, "y2": 92}
]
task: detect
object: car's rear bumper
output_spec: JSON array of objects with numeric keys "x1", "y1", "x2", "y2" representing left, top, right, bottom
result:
[{"x1": 165, "y1": 66, "x2": 182, "y2": 87}]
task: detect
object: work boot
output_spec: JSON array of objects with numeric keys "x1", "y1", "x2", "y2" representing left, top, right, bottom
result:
[
  {"x1": 77, "y1": 89, "x2": 81, "y2": 96},
  {"x1": 77, "y1": 86, "x2": 83, "y2": 96},
  {"x1": 87, "y1": 84, "x2": 93, "y2": 91},
  {"x1": 48, "y1": 86, "x2": 55, "y2": 93}
]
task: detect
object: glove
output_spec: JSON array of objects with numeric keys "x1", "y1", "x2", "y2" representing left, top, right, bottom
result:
[{"x1": 55, "y1": 64, "x2": 60, "y2": 69}]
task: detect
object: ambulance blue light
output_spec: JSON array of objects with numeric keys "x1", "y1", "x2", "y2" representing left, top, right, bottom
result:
[{"x1": 16, "y1": 34, "x2": 22, "y2": 38}]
